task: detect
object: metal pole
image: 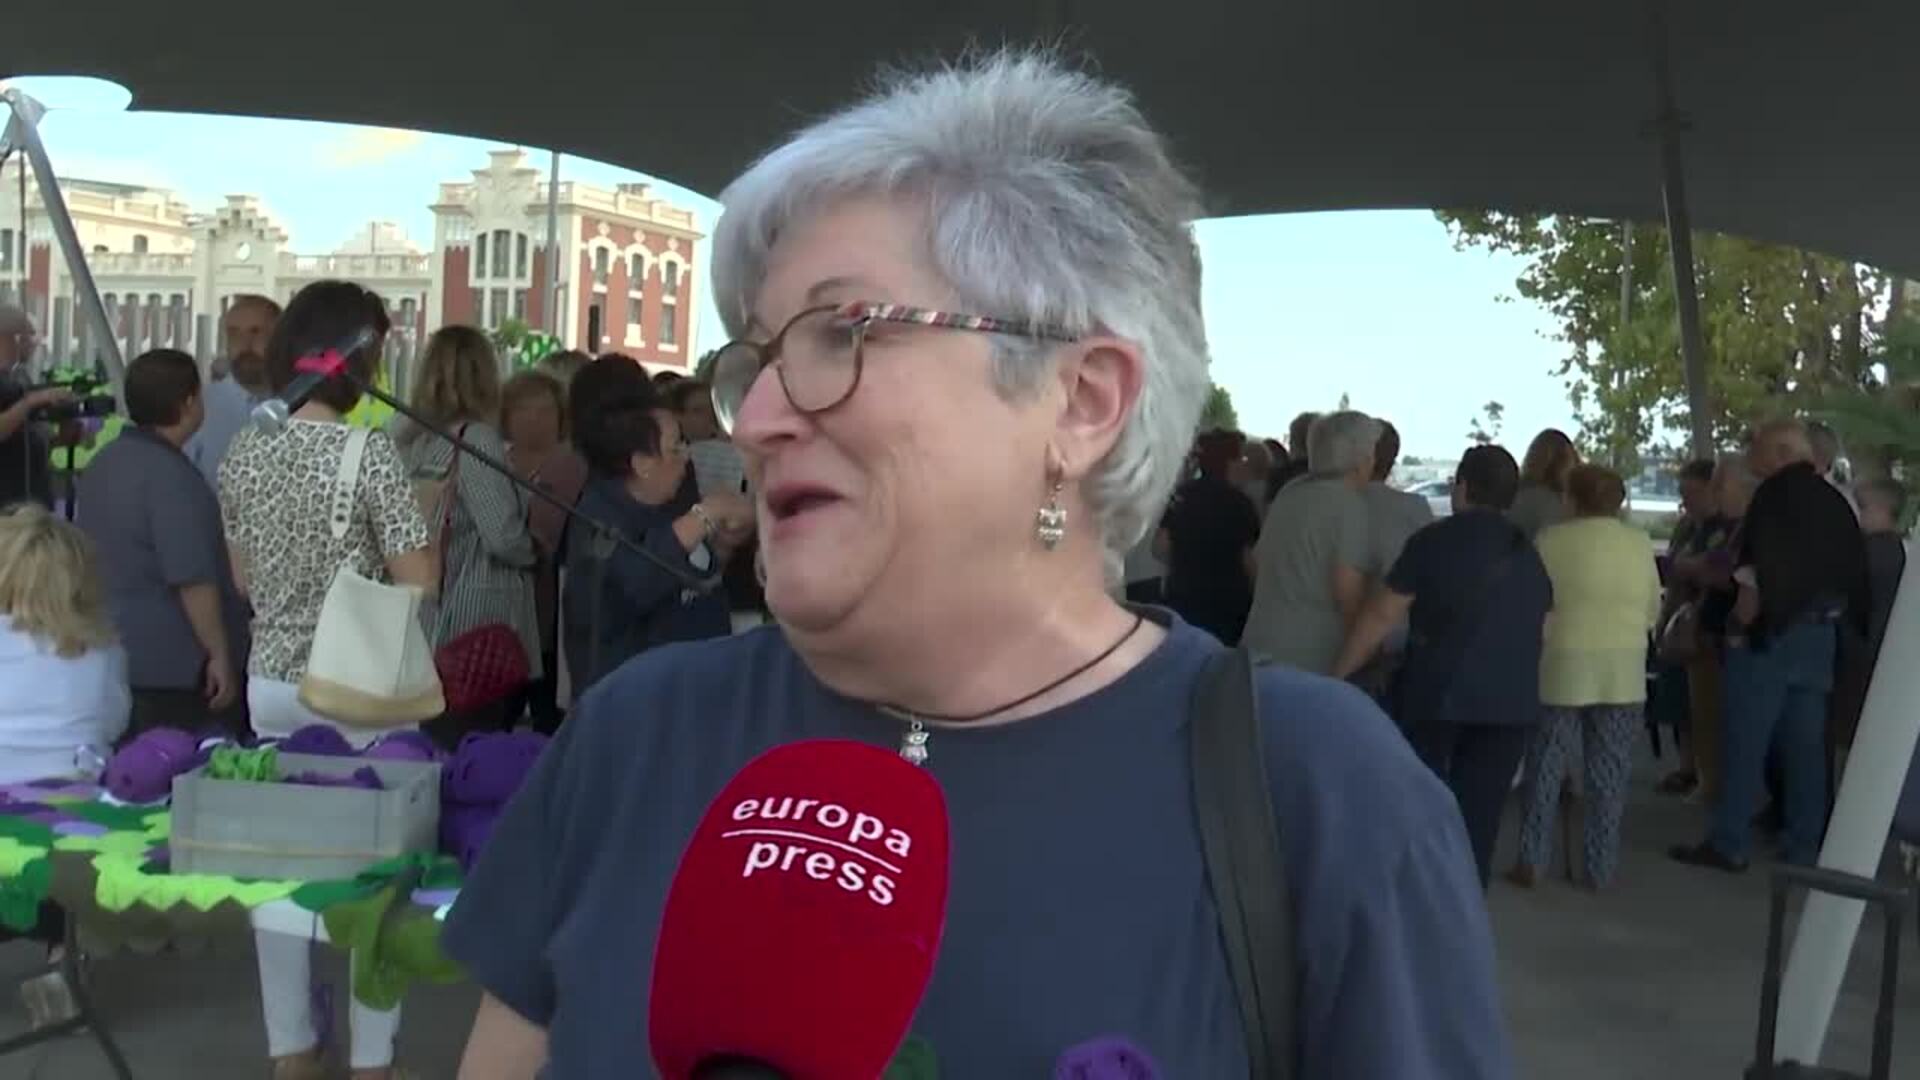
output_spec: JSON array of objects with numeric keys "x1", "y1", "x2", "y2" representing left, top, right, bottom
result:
[
  {"x1": 1648, "y1": 12, "x2": 1712, "y2": 458},
  {"x1": 1617, "y1": 222, "x2": 1634, "y2": 464},
  {"x1": 544, "y1": 150, "x2": 562, "y2": 335},
  {"x1": 1618, "y1": 221, "x2": 1634, "y2": 328},
  {"x1": 0, "y1": 89, "x2": 125, "y2": 389}
]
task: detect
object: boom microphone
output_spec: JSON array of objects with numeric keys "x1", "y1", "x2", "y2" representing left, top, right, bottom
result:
[
  {"x1": 250, "y1": 329, "x2": 374, "y2": 435},
  {"x1": 649, "y1": 740, "x2": 951, "y2": 1080}
]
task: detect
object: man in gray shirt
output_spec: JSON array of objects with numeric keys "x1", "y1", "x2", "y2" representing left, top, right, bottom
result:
[
  {"x1": 1243, "y1": 411, "x2": 1378, "y2": 673},
  {"x1": 77, "y1": 349, "x2": 249, "y2": 737}
]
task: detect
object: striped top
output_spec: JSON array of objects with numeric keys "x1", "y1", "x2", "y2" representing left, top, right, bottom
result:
[{"x1": 398, "y1": 419, "x2": 542, "y2": 680}]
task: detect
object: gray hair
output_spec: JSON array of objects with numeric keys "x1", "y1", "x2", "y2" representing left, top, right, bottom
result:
[
  {"x1": 711, "y1": 50, "x2": 1211, "y2": 579},
  {"x1": 1306, "y1": 411, "x2": 1381, "y2": 477}
]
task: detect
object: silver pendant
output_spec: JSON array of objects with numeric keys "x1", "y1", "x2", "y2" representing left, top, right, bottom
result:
[
  {"x1": 1035, "y1": 503, "x2": 1067, "y2": 550},
  {"x1": 899, "y1": 719, "x2": 930, "y2": 766}
]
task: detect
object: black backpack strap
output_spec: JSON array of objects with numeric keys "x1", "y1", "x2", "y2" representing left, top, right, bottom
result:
[{"x1": 1191, "y1": 644, "x2": 1295, "y2": 1080}]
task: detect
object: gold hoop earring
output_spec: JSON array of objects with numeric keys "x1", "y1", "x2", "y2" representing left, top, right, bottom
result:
[{"x1": 1035, "y1": 475, "x2": 1067, "y2": 551}]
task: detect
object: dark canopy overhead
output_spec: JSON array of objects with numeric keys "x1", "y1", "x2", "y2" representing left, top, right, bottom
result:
[{"x1": 6, "y1": 1, "x2": 1919, "y2": 271}]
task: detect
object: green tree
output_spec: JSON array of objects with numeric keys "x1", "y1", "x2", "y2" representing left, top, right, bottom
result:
[
  {"x1": 488, "y1": 318, "x2": 562, "y2": 371},
  {"x1": 1199, "y1": 383, "x2": 1239, "y2": 432},
  {"x1": 1466, "y1": 400, "x2": 1505, "y2": 445},
  {"x1": 1823, "y1": 318, "x2": 1920, "y2": 523},
  {"x1": 1435, "y1": 211, "x2": 1887, "y2": 466}
]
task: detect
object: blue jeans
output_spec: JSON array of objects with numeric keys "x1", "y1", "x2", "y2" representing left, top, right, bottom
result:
[{"x1": 1710, "y1": 622, "x2": 1836, "y2": 863}]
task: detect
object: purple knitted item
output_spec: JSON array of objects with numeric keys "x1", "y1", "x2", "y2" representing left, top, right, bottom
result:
[
  {"x1": 282, "y1": 767, "x2": 385, "y2": 791},
  {"x1": 442, "y1": 731, "x2": 548, "y2": 805},
  {"x1": 362, "y1": 731, "x2": 439, "y2": 763},
  {"x1": 103, "y1": 728, "x2": 202, "y2": 803},
  {"x1": 1052, "y1": 1036, "x2": 1163, "y2": 1080},
  {"x1": 279, "y1": 725, "x2": 356, "y2": 757},
  {"x1": 439, "y1": 802, "x2": 500, "y2": 873}
]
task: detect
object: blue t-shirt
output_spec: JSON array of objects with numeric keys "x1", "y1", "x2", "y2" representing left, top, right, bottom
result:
[
  {"x1": 442, "y1": 616, "x2": 1513, "y2": 1078},
  {"x1": 75, "y1": 427, "x2": 250, "y2": 690}
]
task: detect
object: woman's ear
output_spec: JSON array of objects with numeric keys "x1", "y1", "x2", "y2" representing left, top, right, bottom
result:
[{"x1": 1051, "y1": 336, "x2": 1144, "y2": 483}]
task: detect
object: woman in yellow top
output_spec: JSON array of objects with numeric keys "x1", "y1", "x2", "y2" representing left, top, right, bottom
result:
[{"x1": 1509, "y1": 465, "x2": 1661, "y2": 890}]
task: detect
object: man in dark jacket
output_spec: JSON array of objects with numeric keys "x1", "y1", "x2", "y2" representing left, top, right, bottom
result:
[{"x1": 1673, "y1": 420, "x2": 1868, "y2": 872}]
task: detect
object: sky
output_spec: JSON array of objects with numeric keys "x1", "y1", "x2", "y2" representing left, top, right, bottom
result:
[{"x1": 15, "y1": 95, "x2": 1579, "y2": 459}]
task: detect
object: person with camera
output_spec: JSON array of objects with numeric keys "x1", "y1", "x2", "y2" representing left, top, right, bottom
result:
[
  {"x1": 0, "y1": 302, "x2": 64, "y2": 510},
  {"x1": 76, "y1": 348, "x2": 250, "y2": 739}
]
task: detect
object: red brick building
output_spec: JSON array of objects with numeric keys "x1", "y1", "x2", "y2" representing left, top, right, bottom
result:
[{"x1": 428, "y1": 150, "x2": 703, "y2": 369}]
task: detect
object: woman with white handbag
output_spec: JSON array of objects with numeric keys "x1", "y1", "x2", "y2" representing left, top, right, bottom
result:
[{"x1": 217, "y1": 280, "x2": 435, "y2": 1080}]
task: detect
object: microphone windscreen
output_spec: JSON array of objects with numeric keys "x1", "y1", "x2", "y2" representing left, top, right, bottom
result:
[
  {"x1": 650, "y1": 740, "x2": 950, "y2": 1080},
  {"x1": 250, "y1": 396, "x2": 290, "y2": 435}
]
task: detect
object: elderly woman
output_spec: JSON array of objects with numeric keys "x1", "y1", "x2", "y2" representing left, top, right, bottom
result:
[
  {"x1": 1510, "y1": 466, "x2": 1661, "y2": 891},
  {"x1": 1241, "y1": 410, "x2": 1379, "y2": 674},
  {"x1": 443, "y1": 54, "x2": 1508, "y2": 1079},
  {"x1": 501, "y1": 369, "x2": 587, "y2": 733}
]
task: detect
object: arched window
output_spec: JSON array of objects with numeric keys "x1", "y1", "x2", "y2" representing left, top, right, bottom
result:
[{"x1": 131, "y1": 234, "x2": 149, "y2": 254}]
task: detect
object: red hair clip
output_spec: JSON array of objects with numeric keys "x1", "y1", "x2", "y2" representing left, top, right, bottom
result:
[{"x1": 293, "y1": 350, "x2": 348, "y2": 376}]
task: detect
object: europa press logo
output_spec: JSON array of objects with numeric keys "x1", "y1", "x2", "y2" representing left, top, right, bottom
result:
[
  {"x1": 723, "y1": 793, "x2": 915, "y2": 905},
  {"x1": 660, "y1": 738, "x2": 950, "y2": 942}
]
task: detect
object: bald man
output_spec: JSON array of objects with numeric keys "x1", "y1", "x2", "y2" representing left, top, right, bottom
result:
[
  {"x1": 1672, "y1": 418, "x2": 1868, "y2": 873},
  {"x1": 0, "y1": 303, "x2": 69, "y2": 509}
]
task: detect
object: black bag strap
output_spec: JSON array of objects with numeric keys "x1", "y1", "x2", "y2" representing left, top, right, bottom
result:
[{"x1": 1191, "y1": 644, "x2": 1295, "y2": 1080}]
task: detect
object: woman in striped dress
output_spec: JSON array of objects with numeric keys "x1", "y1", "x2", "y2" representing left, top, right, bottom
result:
[{"x1": 396, "y1": 326, "x2": 540, "y2": 747}]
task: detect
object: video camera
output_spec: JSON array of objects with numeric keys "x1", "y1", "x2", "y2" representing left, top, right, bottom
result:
[{"x1": 27, "y1": 373, "x2": 117, "y2": 423}]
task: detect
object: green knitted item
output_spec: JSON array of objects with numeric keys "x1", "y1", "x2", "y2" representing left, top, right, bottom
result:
[{"x1": 205, "y1": 745, "x2": 279, "y2": 783}]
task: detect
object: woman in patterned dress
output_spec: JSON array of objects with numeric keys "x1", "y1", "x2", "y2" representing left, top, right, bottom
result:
[
  {"x1": 218, "y1": 280, "x2": 432, "y2": 1080},
  {"x1": 1510, "y1": 465, "x2": 1662, "y2": 891}
]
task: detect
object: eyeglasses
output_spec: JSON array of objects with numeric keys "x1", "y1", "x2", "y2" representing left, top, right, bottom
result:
[{"x1": 708, "y1": 301, "x2": 1079, "y2": 435}]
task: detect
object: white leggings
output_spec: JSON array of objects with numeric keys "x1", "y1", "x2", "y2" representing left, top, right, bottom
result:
[
  {"x1": 254, "y1": 930, "x2": 402, "y2": 1068},
  {"x1": 250, "y1": 677, "x2": 401, "y2": 1067}
]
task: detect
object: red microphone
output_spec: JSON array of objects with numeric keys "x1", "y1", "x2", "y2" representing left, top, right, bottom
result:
[{"x1": 649, "y1": 740, "x2": 952, "y2": 1080}]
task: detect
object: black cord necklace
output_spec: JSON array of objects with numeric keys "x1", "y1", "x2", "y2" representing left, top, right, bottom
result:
[{"x1": 881, "y1": 614, "x2": 1146, "y2": 766}]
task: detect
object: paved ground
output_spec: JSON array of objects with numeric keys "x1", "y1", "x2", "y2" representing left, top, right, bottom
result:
[{"x1": 3, "y1": 744, "x2": 1915, "y2": 1079}]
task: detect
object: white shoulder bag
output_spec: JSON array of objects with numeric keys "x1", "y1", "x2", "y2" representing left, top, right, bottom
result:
[{"x1": 298, "y1": 426, "x2": 446, "y2": 727}]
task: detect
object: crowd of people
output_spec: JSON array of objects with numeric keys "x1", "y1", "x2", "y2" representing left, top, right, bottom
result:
[
  {"x1": 0, "y1": 48, "x2": 1916, "y2": 1079},
  {"x1": 0, "y1": 283, "x2": 760, "y2": 1077},
  {"x1": 1152, "y1": 408, "x2": 1913, "y2": 894}
]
